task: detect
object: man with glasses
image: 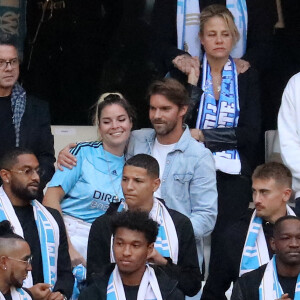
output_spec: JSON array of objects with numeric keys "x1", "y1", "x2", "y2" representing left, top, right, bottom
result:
[
  {"x1": 0, "y1": 148, "x2": 73, "y2": 300},
  {"x1": 0, "y1": 34, "x2": 55, "y2": 200}
]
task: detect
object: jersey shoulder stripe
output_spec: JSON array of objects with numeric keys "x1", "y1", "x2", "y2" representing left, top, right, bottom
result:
[{"x1": 70, "y1": 141, "x2": 102, "y2": 156}]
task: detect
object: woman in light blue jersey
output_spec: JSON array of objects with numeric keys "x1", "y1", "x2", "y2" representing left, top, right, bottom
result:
[{"x1": 43, "y1": 93, "x2": 135, "y2": 267}]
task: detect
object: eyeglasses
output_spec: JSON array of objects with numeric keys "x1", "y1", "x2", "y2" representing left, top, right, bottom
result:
[
  {"x1": 7, "y1": 255, "x2": 33, "y2": 266},
  {"x1": 6, "y1": 168, "x2": 44, "y2": 177},
  {"x1": 0, "y1": 58, "x2": 19, "y2": 70}
]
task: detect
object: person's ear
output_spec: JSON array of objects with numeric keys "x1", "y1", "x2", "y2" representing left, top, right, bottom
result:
[
  {"x1": 146, "y1": 243, "x2": 154, "y2": 259},
  {"x1": 282, "y1": 187, "x2": 292, "y2": 203},
  {"x1": 179, "y1": 105, "x2": 188, "y2": 118},
  {"x1": 0, "y1": 256, "x2": 8, "y2": 270},
  {"x1": 153, "y1": 178, "x2": 160, "y2": 192},
  {"x1": 0, "y1": 169, "x2": 10, "y2": 184},
  {"x1": 270, "y1": 237, "x2": 276, "y2": 252}
]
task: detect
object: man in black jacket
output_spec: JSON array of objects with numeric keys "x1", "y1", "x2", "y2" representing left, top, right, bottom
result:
[
  {"x1": 0, "y1": 34, "x2": 55, "y2": 198},
  {"x1": 201, "y1": 162, "x2": 296, "y2": 300},
  {"x1": 0, "y1": 148, "x2": 73, "y2": 300},
  {"x1": 81, "y1": 210, "x2": 184, "y2": 300},
  {"x1": 87, "y1": 154, "x2": 201, "y2": 297},
  {"x1": 231, "y1": 215, "x2": 300, "y2": 300}
]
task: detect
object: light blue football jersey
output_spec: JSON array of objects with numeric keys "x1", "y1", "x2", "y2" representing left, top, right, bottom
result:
[{"x1": 48, "y1": 142, "x2": 125, "y2": 223}]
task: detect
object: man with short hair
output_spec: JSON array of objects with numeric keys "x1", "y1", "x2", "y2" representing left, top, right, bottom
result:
[
  {"x1": 201, "y1": 162, "x2": 296, "y2": 300},
  {"x1": 126, "y1": 78, "x2": 217, "y2": 270},
  {"x1": 81, "y1": 210, "x2": 184, "y2": 300},
  {"x1": 231, "y1": 215, "x2": 300, "y2": 300},
  {"x1": 0, "y1": 220, "x2": 34, "y2": 299},
  {"x1": 87, "y1": 154, "x2": 202, "y2": 297},
  {"x1": 0, "y1": 148, "x2": 73, "y2": 300},
  {"x1": 0, "y1": 34, "x2": 55, "y2": 197}
]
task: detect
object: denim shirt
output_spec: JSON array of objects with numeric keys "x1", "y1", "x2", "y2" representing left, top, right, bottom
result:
[{"x1": 127, "y1": 125, "x2": 218, "y2": 267}]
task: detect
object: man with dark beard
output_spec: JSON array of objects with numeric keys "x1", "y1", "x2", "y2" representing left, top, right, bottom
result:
[{"x1": 0, "y1": 148, "x2": 73, "y2": 300}]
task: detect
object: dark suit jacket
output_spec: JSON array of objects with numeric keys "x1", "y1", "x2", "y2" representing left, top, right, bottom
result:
[{"x1": 19, "y1": 95, "x2": 55, "y2": 191}]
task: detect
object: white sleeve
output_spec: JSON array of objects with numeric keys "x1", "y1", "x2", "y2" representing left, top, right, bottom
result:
[{"x1": 278, "y1": 73, "x2": 300, "y2": 197}]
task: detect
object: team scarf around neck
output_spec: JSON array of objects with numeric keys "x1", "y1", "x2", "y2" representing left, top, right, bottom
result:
[
  {"x1": 107, "y1": 264, "x2": 163, "y2": 300},
  {"x1": 176, "y1": 0, "x2": 201, "y2": 58},
  {"x1": 240, "y1": 206, "x2": 295, "y2": 276},
  {"x1": 259, "y1": 255, "x2": 300, "y2": 300},
  {"x1": 0, "y1": 186, "x2": 59, "y2": 288},
  {"x1": 11, "y1": 82, "x2": 26, "y2": 147},
  {"x1": 196, "y1": 54, "x2": 241, "y2": 174},
  {"x1": 0, "y1": 287, "x2": 32, "y2": 300},
  {"x1": 112, "y1": 198, "x2": 179, "y2": 264},
  {"x1": 226, "y1": 0, "x2": 248, "y2": 58}
]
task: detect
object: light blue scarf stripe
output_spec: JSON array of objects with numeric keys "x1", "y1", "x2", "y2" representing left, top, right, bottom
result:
[
  {"x1": 227, "y1": 0, "x2": 248, "y2": 58},
  {"x1": 259, "y1": 256, "x2": 300, "y2": 299},
  {"x1": 117, "y1": 201, "x2": 172, "y2": 259},
  {"x1": 177, "y1": 0, "x2": 186, "y2": 50},
  {"x1": 196, "y1": 55, "x2": 240, "y2": 164},
  {"x1": 240, "y1": 217, "x2": 263, "y2": 273},
  {"x1": 16, "y1": 288, "x2": 31, "y2": 300},
  {"x1": 107, "y1": 275, "x2": 116, "y2": 300},
  {"x1": 31, "y1": 201, "x2": 57, "y2": 286}
]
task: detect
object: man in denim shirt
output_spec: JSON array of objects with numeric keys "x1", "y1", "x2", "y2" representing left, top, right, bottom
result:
[{"x1": 127, "y1": 78, "x2": 217, "y2": 271}]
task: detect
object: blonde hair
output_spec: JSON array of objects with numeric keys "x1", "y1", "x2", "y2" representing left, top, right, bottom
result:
[{"x1": 200, "y1": 4, "x2": 240, "y2": 45}]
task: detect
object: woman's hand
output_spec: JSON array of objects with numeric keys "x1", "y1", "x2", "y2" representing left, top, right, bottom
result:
[
  {"x1": 233, "y1": 58, "x2": 250, "y2": 74},
  {"x1": 190, "y1": 129, "x2": 204, "y2": 142},
  {"x1": 69, "y1": 243, "x2": 86, "y2": 268},
  {"x1": 172, "y1": 54, "x2": 200, "y2": 76},
  {"x1": 188, "y1": 66, "x2": 200, "y2": 86},
  {"x1": 57, "y1": 143, "x2": 77, "y2": 171}
]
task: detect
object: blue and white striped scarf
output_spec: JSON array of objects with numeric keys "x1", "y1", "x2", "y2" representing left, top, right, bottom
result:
[
  {"x1": 196, "y1": 54, "x2": 241, "y2": 174},
  {"x1": 259, "y1": 255, "x2": 300, "y2": 300},
  {"x1": 226, "y1": 0, "x2": 248, "y2": 58},
  {"x1": 107, "y1": 264, "x2": 162, "y2": 300},
  {"x1": 71, "y1": 264, "x2": 86, "y2": 300},
  {"x1": 0, "y1": 287, "x2": 32, "y2": 300},
  {"x1": 177, "y1": 0, "x2": 201, "y2": 58},
  {"x1": 0, "y1": 186, "x2": 59, "y2": 288},
  {"x1": 11, "y1": 82, "x2": 26, "y2": 147},
  {"x1": 112, "y1": 198, "x2": 179, "y2": 264},
  {"x1": 240, "y1": 206, "x2": 295, "y2": 276}
]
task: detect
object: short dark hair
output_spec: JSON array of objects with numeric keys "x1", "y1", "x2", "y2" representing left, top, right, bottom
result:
[
  {"x1": 0, "y1": 34, "x2": 19, "y2": 58},
  {"x1": 0, "y1": 34, "x2": 18, "y2": 48},
  {"x1": 110, "y1": 210, "x2": 159, "y2": 244},
  {"x1": 252, "y1": 162, "x2": 292, "y2": 188},
  {"x1": 0, "y1": 220, "x2": 24, "y2": 240},
  {"x1": 273, "y1": 215, "x2": 300, "y2": 238},
  {"x1": 0, "y1": 148, "x2": 35, "y2": 170},
  {"x1": 0, "y1": 221, "x2": 27, "y2": 254},
  {"x1": 148, "y1": 78, "x2": 189, "y2": 108},
  {"x1": 124, "y1": 154, "x2": 159, "y2": 178}
]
